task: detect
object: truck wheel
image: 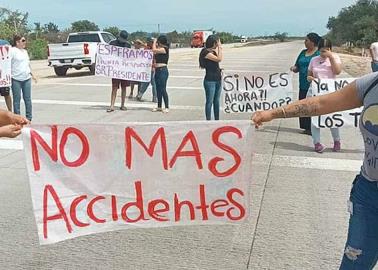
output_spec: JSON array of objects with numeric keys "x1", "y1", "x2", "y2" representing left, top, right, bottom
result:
[
  {"x1": 54, "y1": 67, "x2": 68, "y2": 76},
  {"x1": 89, "y1": 63, "x2": 96, "y2": 75}
]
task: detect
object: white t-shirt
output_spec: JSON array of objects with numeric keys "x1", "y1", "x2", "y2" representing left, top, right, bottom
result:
[
  {"x1": 10, "y1": 47, "x2": 31, "y2": 81},
  {"x1": 370, "y1": 42, "x2": 378, "y2": 62}
]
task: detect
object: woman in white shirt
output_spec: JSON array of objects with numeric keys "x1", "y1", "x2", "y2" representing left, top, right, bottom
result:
[{"x1": 10, "y1": 35, "x2": 37, "y2": 121}]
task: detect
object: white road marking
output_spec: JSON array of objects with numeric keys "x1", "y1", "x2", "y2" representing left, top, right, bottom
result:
[
  {"x1": 0, "y1": 99, "x2": 203, "y2": 110},
  {"x1": 0, "y1": 139, "x2": 362, "y2": 172}
]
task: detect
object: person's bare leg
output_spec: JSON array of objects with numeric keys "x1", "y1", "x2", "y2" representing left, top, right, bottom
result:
[
  {"x1": 4, "y1": 96, "x2": 12, "y2": 111},
  {"x1": 108, "y1": 87, "x2": 117, "y2": 111},
  {"x1": 121, "y1": 86, "x2": 127, "y2": 109}
]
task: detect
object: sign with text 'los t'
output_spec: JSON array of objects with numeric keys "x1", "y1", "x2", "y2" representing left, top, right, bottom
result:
[
  {"x1": 22, "y1": 121, "x2": 253, "y2": 244},
  {"x1": 310, "y1": 78, "x2": 362, "y2": 128},
  {"x1": 223, "y1": 72, "x2": 293, "y2": 113}
]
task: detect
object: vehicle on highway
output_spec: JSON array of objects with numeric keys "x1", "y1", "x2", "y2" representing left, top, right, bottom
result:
[
  {"x1": 48, "y1": 31, "x2": 115, "y2": 76},
  {"x1": 191, "y1": 30, "x2": 213, "y2": 48}
]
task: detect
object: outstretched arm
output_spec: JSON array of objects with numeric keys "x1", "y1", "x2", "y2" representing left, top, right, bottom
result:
[{"x1": 252, "y1": 81, "x2": 362, "y2": 127}]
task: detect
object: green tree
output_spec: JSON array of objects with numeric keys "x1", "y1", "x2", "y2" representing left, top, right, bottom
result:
[
  {"x1": 71, "y1": 20, "x2": 99, "y2": 32},
  {"x1": 43, "y1": 22, "x2": 59, "y2": 33},
  {"x1": 103, "y1": 26, "x2": 120, "y2": 37},
  {"x1": 326, "y1": 0, "x2": 378, "y2": 46},
  {"x1": 0, "y1": 7, "x2": 29, "y2": 34},
  {"x1": 273, "y1": 32, "x2": 288, "y2": 42},
  {"x1": 28, "y1": 38, "x2": 48, "y2": 60}
]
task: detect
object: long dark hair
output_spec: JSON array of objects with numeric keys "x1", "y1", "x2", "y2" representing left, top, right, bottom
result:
[
  {"x1": 199, "y1": 35, "x2": 218, "y2": 68},
  {"x1": 12, "y1": 34, "x2": 23, "y2": 46},
  {"x1": 318, "y1": 38, "x2": 332, "y2": 50},
  {"x1": 157, "y1": 35, "x2": 169, "y2": 48}
]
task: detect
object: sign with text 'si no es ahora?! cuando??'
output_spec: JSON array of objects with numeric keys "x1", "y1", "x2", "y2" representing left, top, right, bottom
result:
[{"x1": 22, "y1": 121, "x2": 254, "y2": 244}]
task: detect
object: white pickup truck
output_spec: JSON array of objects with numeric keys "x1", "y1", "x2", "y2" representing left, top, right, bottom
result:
[{"x1": 48, "y1": 31, "x2": 116, "y2": 76}]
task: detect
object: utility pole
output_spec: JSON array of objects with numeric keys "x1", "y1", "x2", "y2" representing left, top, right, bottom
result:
[{"x1": 158, "y1": 24, "x2": 160, "y2": 34}]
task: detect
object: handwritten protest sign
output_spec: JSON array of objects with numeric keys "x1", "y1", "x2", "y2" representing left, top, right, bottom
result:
[
  {"x1": 223, "y1": 72, "x2": 293, "y2": 113},
  {"x1": 22, "y1": 121, "x2": 253, "y2": 245},
  {"x1": 95, "y1": 44, "x2": 153, "y2": 82},
  {"x1": 0, "y1": 45, "x2": 11, "y2": 87},
  {"x1": 310, "y1": 78, "x2": 362, "y2": 128}
]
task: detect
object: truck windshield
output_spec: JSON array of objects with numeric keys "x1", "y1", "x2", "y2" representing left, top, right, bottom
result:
[{"x1": 68, "y1": 34, "x2": 101, "y2": 43}]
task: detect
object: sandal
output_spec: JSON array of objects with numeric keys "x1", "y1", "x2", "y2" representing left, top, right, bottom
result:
[
  {"x1": 120, "y1": 106, "x2": 127, "y2": 111},
  {"x1": 106, "y1": 108, "x2": 115, "y2": 112}
]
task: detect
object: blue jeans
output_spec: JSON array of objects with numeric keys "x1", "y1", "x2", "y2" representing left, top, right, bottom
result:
[
  {"x1": 339, "y1": 174, "x2": 378, "y2": 269},
  {"x1": 138, "y1": 70, "x2": 157, "y2": 101},
  {"x1": 203, "y1": 80, "x2": 221, "y2": 120},
  {"x1": 12, "y1": 78, "x2": 32, "y2": 121},
  {"x1": 155, "y1": 67, "x2": 169, "y2": 108}
]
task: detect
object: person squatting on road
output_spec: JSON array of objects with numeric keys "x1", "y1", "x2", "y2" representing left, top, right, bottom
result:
[
  {"x1": 307, "y1": 38, "x2": 343, "y2": 153},
  {"x1": 0, "y1": 108, "x2": 29, "y2": 138},
  {"x1": 107, "y1": 30, "x2": 131, "y2": 112},
  {"x1": 252, "y1": 72, "x2": 378, "y2": 270},
  {"x1": 10, "y1": 35, "x2": 37, "y2": 121},
  {"x1": 152, "y1": 35, "x2": 170, "y2": 113},
  {"x1": 199, "y1": 35, "x2": 223, "y2": 121},
  {"x1": 290, "y1": 32, "x2": 321, "y2": 134}
]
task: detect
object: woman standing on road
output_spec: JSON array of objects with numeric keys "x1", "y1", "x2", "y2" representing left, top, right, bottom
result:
[
  {"x1": 152, "y1": 35, "x2": 170, "y2": 113},
  {"x1": 199, "y1": 35, "x2": 223, "y2": 120},
  {"x1": 252, "y1": 72, "x2": 378, "y2": 270},
  {"x1": 307, "y1": 38, "x2": 342, "y2": 153},
  {"x1": 10, "y1": 35, "x2": 37, "y2": 121},
  {"x1": 290, "y1": 33, "x2": 321, "y2": 134}
]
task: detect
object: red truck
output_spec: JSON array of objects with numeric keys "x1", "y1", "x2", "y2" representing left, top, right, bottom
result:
[{"x1": 191, "y1": 31, "x2": 213, "y2": 48}]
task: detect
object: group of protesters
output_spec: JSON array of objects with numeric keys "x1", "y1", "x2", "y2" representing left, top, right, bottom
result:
[
  {"x1": 0, "y1": 29, "x2": 378, "y2": 269},
  {"x1": 106, "y1": 30, "x2": 170, "y2": 113}
]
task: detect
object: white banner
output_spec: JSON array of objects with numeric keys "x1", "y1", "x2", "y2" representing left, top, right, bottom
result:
[
  {"x1": 0, "y1": 45, "x2": 11, "y2": 87},
  {"x1": 310, "y1": 78, "x2": 362, "y2": 128},
  {"x1": 223, "y1": 72, "x2": 293, "y2": 113},
  {"x1": 22, "y1": 121, "x2": 253, "y2": 245},
  {"x1": 95, "y1": 44, "x2": 153, "y2": 82}
]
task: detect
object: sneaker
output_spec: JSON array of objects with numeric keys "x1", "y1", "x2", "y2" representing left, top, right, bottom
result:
[
  {"x1": 314, "y1": 143, "x2": 326, "y2": 153},
  {"x1": 162, "y1": 108, "x2": 169, "y2": 113},
  {"x1": 152, "y1": 107, "x2": 162, "y2": 112},
  {"x1": 333, "y1": 141, "x2": 341, "y2": 152}
]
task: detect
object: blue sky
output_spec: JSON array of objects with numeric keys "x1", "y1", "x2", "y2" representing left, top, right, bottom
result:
[{"x1": 3, "y1": 0, "x2": 356, "y2": 36}]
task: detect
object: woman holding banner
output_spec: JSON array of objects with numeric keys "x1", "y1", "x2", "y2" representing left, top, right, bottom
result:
[
  {"x1": 252, "y1": 72, "x2": 378, "y2": 270},
  {"x1": 199, "y1": 35, "x2": 223, "y2": 120},
  {"x1": 152, "y1": 35, "x2": 170, "y2": 113},
  {"x1": 290, "y1": 33, "x2": 321, "y2": 134},
  {"x1": 307, "y1": 38, "x2": 342, "y2": 153}
]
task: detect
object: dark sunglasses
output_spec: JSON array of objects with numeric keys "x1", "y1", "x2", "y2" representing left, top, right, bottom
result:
[{"x1": 20, "y1": 39, "x2": 26, "y2": 42}]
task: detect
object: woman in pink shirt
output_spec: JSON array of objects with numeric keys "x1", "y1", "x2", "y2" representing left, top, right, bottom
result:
[{"x1": 307, "y1": 38, "x2": 342, "y2": 153}]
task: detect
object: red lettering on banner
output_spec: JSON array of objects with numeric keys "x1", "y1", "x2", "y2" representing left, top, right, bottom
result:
[
  {"x1": 195, "y1": 185, "x2": 209, "y2": 220},
  {"x1": 30, "y1": 126, "x2": 90, "y2": 171},
  {"x1": 111, "y1": 195, "x2": 118, "y2": 221},
  {"x1": 169, "y1": 130, "x2": 203, "y2": 169},
  {"x1": 174, "y1": 194, "x2": 195, "y2": 221},
  {"x1": 210, "y1": 199, "x2": 229, "y2": 217},
  {"x1": 121, "y1": 181, "x2": 149, "y2": 223},
  {"x1": 87, "y1": 196, "x2": 106, "y2": 223},
  {"x1": 148, "y1": 199, "x2": 170, "y2": 221},
  {"x1": 43, "y1": 185, "x2": 72, "y2": 239},
  {"x1": 60, "y1": 128, "x2": 90, "y2": 167},
  {"x1": 226, "y1": 188, "x2": 246, "y2": 221},
  {"x1": 125, "y1": 127, "x2": 168, "y2": 170},
  {"x1": 70, "y1": 195, "x2": 89, "y2": 227},
  {"x1": 31, "y1": 125, "x2": 58, "y2": 171},
  {"x1": 209, "y1": 126, "x2": 242, "y2": 177}
]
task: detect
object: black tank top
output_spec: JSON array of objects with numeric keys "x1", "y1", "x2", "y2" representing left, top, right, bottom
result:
[{"x1": 155, "y1": 47, "x2": 169, "y2": 64}]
